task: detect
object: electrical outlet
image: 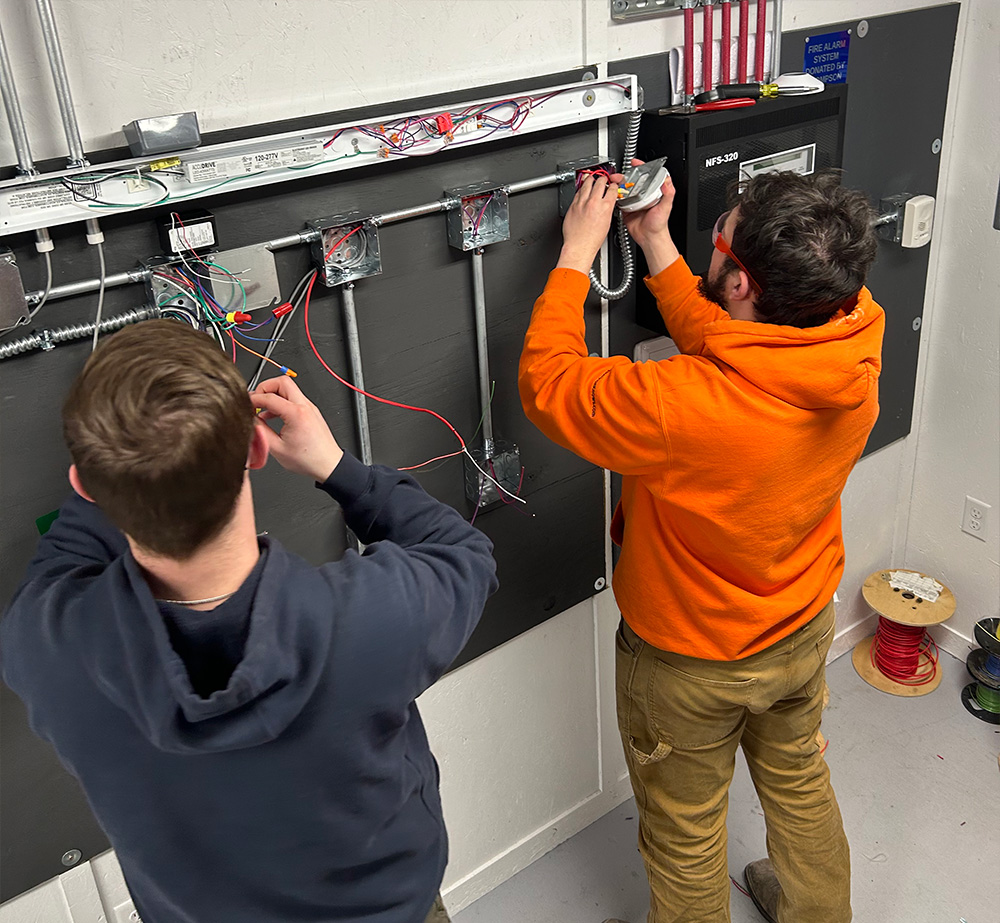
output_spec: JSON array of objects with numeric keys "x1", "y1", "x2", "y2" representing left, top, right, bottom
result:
[{"x1": 962, "y1": 496, "x2": 991, "y2": 541}]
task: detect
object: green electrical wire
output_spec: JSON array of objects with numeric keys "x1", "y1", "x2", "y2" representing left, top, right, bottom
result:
[
  {"x1": 974, "y1": 683, "x2": 1000, "y2": 713},
  {"x1": 471, "y1": 381, "x2": 496, "y2": 442}
]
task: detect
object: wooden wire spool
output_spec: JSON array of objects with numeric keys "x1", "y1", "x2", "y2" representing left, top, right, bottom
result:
[{"x1": 852, "y1": 569, "x2": 956, "y2": 697}]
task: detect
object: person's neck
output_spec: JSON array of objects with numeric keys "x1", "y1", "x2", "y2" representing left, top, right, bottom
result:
[{"x1": 130, "y1": 479, "x2": 261, "y2": 611}]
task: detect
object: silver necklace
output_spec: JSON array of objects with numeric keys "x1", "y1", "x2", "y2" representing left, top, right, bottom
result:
[{"x1": 156, "y1": 590, "x2": 237, "y2": 606}]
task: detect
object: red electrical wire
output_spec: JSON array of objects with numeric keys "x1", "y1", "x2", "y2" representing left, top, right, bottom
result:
[
  {"x1": 755, "y1": 0, "x2": 767, "y2": 80},
  {"x1": 702, "y1": 3, "x2": 714, "y2": 94},
  {"x1": 684, "y1": 4, "x2": 695, "y2": 97},
  {"x1": 301, "y1": 271, "x2": 467, "y2": 451},
  {"x1": 870, "y1": 616, "x2": 939, "y2": 686},
  {"x1": 738, "y1": 0, "x2": 749, "y2": 81},
  {"x1": 398, "y1": 449, "x2": 465, "y2": 472},
  {"x1": 721, "y1": 1, "x2": 732, "y2": 85},
  {"x1": 324, "y1": 224, "x2": 366, "y2": 261}
]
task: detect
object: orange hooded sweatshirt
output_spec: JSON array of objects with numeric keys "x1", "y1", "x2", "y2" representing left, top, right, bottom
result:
[{"x1": 518, "y1": 258, "x2": 885, "y2": 660}]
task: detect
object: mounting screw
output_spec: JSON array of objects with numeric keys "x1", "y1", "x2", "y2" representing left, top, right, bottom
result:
[
  {"x1": 583, "y1": 90, "x2": 597, "y2": 107},
  {"x1": 594, "y1": 576, "x2": 607, "y2": 591},
  {"x1": 857, "y1": 20, "x2": 869, "y2": 37},
  {"x1": 61, "y1": 849, "x2": 82, "y2": 867},
  {"x1": 582, "y1": 71, "x2": 598, "y2": 81},
  {"x1": 912, "y1": 317, "x2": 922, "y2": 331},
  {"x1": 40, "y1": 329, "x2": 54, "y2": 351},
  {"x1": 931, "y1": 138, "x2": 942, "y2": 154},
  {"x1": 612, "y1": 0, "x2": 628, "y2": 12}
]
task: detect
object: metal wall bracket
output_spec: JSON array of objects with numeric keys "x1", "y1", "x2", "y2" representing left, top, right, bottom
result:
[
  {"x1": 0, "y1": 248, "x2": 27, "y2": 329},
  {"x1": 611, "y1": 0, "x2": 685, "y2": 23}
]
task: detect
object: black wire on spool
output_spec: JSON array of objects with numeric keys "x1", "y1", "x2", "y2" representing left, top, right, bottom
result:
[{"x1": 962, "y1": 617, "x2": 1000, "y2": 725}]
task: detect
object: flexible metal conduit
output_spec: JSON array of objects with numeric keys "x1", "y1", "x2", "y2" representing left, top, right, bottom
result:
[
  {"x1": 588, "y1": 107, "x2": 642, "y2": 302},
  {"x1": 0, "y1": 14, "x2": 36, "y2": 175},
  {"x1": 0, "y1": 306, "x2": 160, "y2": 360},
  {"x1": 34, "y1": 0, "x2": 86, "y2": 167}
]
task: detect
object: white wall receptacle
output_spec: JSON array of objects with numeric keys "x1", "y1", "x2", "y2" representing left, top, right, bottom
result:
[
  {"x1": 112, "y1": 899, "x2": 143, "y2": 923},
  {"x1": 961, "y1": 495, "x2": 991, "y2": 541}
]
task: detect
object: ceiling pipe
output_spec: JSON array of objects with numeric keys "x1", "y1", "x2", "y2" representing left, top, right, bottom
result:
[{"x1": 34, "y1": 0, "x2": 87, "y2": 168}]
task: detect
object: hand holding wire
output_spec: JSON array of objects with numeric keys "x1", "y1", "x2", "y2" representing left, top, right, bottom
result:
[
  {"x1": 556, "y1": 173, "x2": 624, "y2": 274},
  {"x1": 250, "y1": 376, "x2": 345, "y2": 483}
]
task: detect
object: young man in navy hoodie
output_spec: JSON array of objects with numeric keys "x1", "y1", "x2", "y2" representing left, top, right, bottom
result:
[{"x1": 1, "y1": 319, "x2": 498, "y2": 923}]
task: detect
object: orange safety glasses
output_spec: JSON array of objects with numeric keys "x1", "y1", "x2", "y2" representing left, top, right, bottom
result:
[{"x1": 712, "y1": 210, "x2": 763, "y2": 294}]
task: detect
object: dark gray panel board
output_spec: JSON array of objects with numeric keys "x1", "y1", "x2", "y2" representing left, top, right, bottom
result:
[
  {"x1": 611, "y1": 3, "x2": 959, "y2": 457},
  {"x1": 0, "y1": 70, "x2": 611, "y2": 901}
]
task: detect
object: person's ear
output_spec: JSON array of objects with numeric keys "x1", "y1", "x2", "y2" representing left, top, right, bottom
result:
[
  {"x1": 730, "y1": 271, "x2": 755, "y2": 303},
  {"x1": 68, "y1": 465, "x2": 95, "y2": 502},
  {"x1": 247, "y1": 422, "x2": 270, "y2": 471}
]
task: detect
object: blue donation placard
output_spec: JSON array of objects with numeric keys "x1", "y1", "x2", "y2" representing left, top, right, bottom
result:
[{"x1": 803, "y1": 30, "x2": 851, "y2": 84}]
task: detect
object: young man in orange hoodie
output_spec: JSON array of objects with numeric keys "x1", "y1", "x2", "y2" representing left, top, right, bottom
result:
[{"x1": 519, "y1": 166, "x2": 884, "y2": 923}]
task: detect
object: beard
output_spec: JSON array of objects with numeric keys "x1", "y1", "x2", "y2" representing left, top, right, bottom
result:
[{"x1": 698, "y1": 272, "x2": 730, "y2": 311}]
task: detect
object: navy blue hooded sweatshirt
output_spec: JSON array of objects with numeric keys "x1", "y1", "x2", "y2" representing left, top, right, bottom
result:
[{"x1": 1, "y1": 454, "x2": 498, "y2": 923}]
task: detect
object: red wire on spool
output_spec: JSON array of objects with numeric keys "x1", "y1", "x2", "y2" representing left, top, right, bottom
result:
[
  {"x1": 870, "y1": 616, "x2": 940, "y2": 686},
  {"x1": 738, "y1": 0, "x2": 749, "y2": 82},
  {"x1": 755, "y1": 0, "x2": 767, "y2": 80},
  {"x1": 684, "y1": 4, "x2": 696, "y2": 98},
  {"x1": 721, "y1": 1, "x2": 732, "y2": 85}
]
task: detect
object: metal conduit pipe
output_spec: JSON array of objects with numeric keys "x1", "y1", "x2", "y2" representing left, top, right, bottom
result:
[
  {"x1": 0, "y1": 306, "x2": 160, "y2": 360},
  {"x1": 19, "y1": 164, "x2": 617, "y2": 307},
  {"x1": 770, "y1": 0, "x2": 784, "y2": 82},
  {"x1": 588, "y1": 107, "x2": 642, "y2": 302},
  {"x1": 0, "y1": 15, "x2": 36, "y2": 175},
  {"x1": 340, "y1": 283, "x2": 373, "y2": 466},
  {"x1": 470, "y1": 248, "x2": 494, "y2": 455},
  {"x1": 34, "y1": 0, "x2": 87, "y2": 167}
]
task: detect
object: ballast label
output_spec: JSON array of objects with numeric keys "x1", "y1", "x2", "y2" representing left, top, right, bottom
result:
[{"x1": 183, "y1": 142, "x2": 325, "y2": 183}]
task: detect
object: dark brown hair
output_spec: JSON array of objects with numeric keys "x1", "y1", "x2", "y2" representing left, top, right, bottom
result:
[
  {"x1": 63, "y1": 320, "x2": 255, "y2": 558},
  {"x1": 727, "y1": 171, "x2": 878, "y2": 327}
]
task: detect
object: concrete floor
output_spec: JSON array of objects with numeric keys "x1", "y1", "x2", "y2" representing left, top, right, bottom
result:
[{"x1": 454, "y1": 649, "x2": 995, "y2": 923}]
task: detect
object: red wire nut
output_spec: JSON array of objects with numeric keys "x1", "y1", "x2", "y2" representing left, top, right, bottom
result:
[
  {"x1": 272, "y1": 302, "x2": 295, "y2": 318},
  {"x1": 435, "y1": 113, "x2": 454, "y2": 134}
]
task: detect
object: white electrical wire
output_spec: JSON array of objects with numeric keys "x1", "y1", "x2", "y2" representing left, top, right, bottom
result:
[
  {"x1": 462, "y1": 448, "x2": 526, "y2": 504},
  {"x1": 90, "y1": 242, "x2": 106, "y2": 352}
]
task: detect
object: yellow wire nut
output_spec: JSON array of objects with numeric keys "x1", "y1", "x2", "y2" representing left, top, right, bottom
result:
[
  {"x1": 225, "y1": 311, "x2": 238, "y2": 323},
  {"x1": 147, "y1": 157, "x2": 182, "y2": 172}
]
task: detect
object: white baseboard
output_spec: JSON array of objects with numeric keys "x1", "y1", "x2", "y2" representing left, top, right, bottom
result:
[
  {"x1": 828, "y1": 611, "x2": 878, "y2": 663},
  {"x1": 928, "y1": 620, "x2": 974, "y2": 660},
  {"x1": 442, "y1": 776, "x2": 634, "y2": 913}
]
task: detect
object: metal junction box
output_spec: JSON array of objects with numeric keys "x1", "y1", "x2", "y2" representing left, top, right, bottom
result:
[
  {"x1": 446, "y1": 183, "x2": 510, "y2": 251},
  {"x1": 308, "y1": 215, "x2": 382, "y2": 286},
  {"x1": 635, "y1": 84, "x2": 848, "y2": 333}
]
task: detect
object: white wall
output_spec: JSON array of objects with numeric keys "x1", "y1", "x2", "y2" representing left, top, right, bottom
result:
[
  {"x1": 901, "y1": 0, "x2": 999, "y2": 645},
  {"x1": 1, "y1": 1, "x2": 987, "y2": 920}
]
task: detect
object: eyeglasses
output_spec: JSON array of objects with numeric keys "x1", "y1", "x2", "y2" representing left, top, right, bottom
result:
[{"x1": 712, "y1": 210, "x2": 763, "y2": 294}]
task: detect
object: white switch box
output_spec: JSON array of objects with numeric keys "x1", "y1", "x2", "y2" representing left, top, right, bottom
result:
[{"x1": 901, "y1": 194, "x2": 935, "y2": 248}]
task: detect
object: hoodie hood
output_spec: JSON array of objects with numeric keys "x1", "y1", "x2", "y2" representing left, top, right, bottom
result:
[
  {"x1": 86, "y1": 539, "x2": 333, "y2": 754},
  {"x1": 701, "y1": 287, "x2": 885, "y2": 411}
]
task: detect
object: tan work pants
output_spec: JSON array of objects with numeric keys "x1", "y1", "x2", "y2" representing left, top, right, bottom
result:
[
  {"x1": 616, "y1": 599, "x2": 850, "y2": 923},
  {"x1": 423, "y1": 893, "x2": 450, "y2": 923}
]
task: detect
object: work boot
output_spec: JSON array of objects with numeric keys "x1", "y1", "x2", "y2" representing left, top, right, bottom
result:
[{"x1": 743, "y1": 858, "x2": 781, "y2": 923}]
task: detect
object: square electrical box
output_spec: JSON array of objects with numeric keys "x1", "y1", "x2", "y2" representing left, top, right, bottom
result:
[
  {"x1": 446, "y1": 183, "x2": 510, "y2": 251},
  {"x1": 464, "y1": 440, "x2": 522, "y2": 509},
  {"x1": 123, "y1": 112, "x2": 201, "y2": 157},
  {"x1": 634, "y1": 85, "x2": 848, "y2": 333},
  {"x1": 307, "y1": 215, "x2": 382, "y2": 287},
  {"x1": 0, "y1": 249, "x2": 27, "y2": 329},
  {"x1": 558, "y1": 157, "x2": 617, "y2": 215},
  {"x1": 144, "y1": 256, "x2": 202, "y2": 314}
]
